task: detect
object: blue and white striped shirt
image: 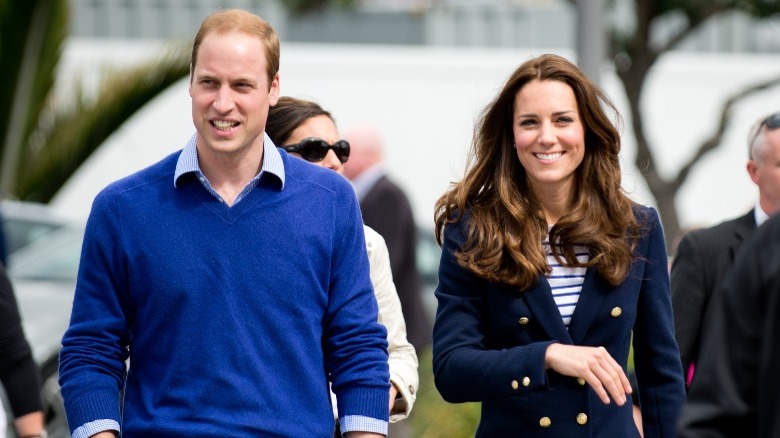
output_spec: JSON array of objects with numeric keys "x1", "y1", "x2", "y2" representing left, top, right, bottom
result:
[{"x1": 543, "y1": 238, "x2": 589, "y2": 328}]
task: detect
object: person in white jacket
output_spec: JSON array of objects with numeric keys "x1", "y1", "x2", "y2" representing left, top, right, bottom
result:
[{"x1": 265, "y1": 97, "x2": 419, "y2": 434}]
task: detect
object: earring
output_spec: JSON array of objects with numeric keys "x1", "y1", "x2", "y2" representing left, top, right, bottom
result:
[{"x1": 512, "y1": 143, "x2": 517, "y2": 149}]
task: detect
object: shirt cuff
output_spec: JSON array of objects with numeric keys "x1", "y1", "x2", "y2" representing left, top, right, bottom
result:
[
  {"x1": 340, "y1": 415, "x2": 388, "y2": 436},
  {"x1": 72, "y1": 419, "x2": 119, "y2": 438}
]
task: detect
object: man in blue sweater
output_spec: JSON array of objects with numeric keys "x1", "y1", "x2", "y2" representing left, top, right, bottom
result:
[{"x1": 58, "y1": 9, "x2": 390, "y2": 438}]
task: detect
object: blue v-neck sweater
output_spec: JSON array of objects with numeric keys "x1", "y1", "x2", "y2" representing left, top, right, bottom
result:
[{"x1": 59, "y1": 148, "x2": 389, "y2": 437}]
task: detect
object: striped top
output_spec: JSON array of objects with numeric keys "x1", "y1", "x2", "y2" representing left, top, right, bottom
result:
[{"x1": 543, "y1": 237, "x2": 589, "y2": 328}]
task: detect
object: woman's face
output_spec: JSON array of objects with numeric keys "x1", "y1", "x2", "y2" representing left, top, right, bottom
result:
[
  {"x1": 512, "y1": 79, "x2": 585, "y2": 198},
  {"x1": 284, "y1": 114, "x2": 344, "y2": 174}
]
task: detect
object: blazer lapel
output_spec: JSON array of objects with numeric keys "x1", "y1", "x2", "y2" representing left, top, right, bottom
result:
[
  {"x1": 523, "y1": 277, "x2": 573, "y2": 344},
  {"x1": 730, "y1": 211, "x2": 757, "y2": 262},
  {"x1": 567, "y1": 268, "x2": 608, "y2": 344}
]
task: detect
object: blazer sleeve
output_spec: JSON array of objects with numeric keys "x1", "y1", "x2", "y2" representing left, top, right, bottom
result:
[
  {"x1": 432, "y1": 218, "x2": 553, "y2": 403},
  {"x1": 365, "y1": 226, "x2": 419, "y2": 422},
  {"x1": 0, "y1": 266, "x2": 43, "y2": 417},
  {"x1": 631, "y1": 208, "x2": 686, "y2": 437},
  {"x1": 670, "y1": 232, "x2": 707, "y2": 377}
]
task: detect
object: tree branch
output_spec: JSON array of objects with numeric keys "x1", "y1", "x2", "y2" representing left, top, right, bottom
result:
[
  {"x1": 673, "y1": 74, "x2": 780, "y2": 191},
  {"x1": 657, "y1": 5, "x2": 727, "y2": 53}
]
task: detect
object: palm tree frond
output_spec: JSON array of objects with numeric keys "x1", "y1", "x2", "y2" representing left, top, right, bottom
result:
[{"x1": 14, "y1": 43, "x2": 191, "y2": 201}]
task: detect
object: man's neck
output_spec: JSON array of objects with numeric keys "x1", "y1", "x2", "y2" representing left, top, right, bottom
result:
[{"x1": 197, "y1": 142, "x2": 264, "y2": 206}]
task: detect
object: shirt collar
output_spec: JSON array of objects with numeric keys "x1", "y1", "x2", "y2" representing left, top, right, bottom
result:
[
  {"x1": 350, "y1": 162, "x2": 384, "y2": 202},
  {"x1": 755, "y1": 201, "x2": 770, "y2": 227},
  {"x1": 174, "y1": 132, "x2": 285, "y2": 189}
]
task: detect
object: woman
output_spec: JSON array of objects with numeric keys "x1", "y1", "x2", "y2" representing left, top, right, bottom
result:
[
  {"x1": 265, "y1": 97, "x2": 419, "y2": 428},
  {"x1": 432, "y1": 54, "x2": 684, "y2": 437},
  {"x1": 0, "y1": 265, "x2": 46, "y2": 438}
]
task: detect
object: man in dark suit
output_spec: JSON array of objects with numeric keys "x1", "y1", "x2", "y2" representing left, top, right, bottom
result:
[
  {"x1": 343, "y1": 125, "x2": 432, "y2": 351},
  {"x1": 677, "y1": 212, "x2": 780, "y2": 437},
  {"x1": 671, "y1": 111, "x2": 780, "y2": 389}
]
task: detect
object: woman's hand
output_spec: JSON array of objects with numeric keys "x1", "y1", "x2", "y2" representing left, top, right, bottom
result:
[
  {"x1": 389, "y1": 383, "x2": 399, "y2": 412},
  {"x1": 544, "y1": 343, "x2": 632, "y2": 405}
]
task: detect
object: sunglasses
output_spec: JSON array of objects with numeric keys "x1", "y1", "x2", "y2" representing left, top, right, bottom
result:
[
  {"x1": 750, "y1": 112, "x2": 780, "y2": 150},
  {"x1": 280, "y1": 137, "x2": 350, "y2": 163}
]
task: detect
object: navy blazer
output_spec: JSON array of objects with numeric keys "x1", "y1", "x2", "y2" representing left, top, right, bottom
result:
[
  {"x1": 432, "y1": 205, "x2": 685, "y2": 437},
  {"x1": 670, "y1": 210, "x2": 756, "y2": 378}
]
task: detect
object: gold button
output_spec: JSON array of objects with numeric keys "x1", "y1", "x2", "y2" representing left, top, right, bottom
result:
[
  {"x1": 576, "y1": 413, "x2": 588, "y2": 425},
  {"x1": 409, "y1": 385, "x2": 415, "y2": 395},
  {"x1": 518, "y1": 317, "x2": 530, "y2": 325},
  {"x1": 539, "y1": 417, "x2": 551, "y2": 428},
  {"x1": 511, "y1": 380, "x2": 519, "y2": 390},
  {"x1": 522, "y1": 376, "x2": 530, "y2": 387},
  {"x1": 610, "y1": 306, "x2": 622, "y2": 317},
  {"x1": 577, "y1": 378, "x2": 586, "y2": 386}
]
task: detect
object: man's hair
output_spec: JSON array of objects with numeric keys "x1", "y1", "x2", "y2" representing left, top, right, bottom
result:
[
  {"x1": 747, "y1": 113, "x2": 776, "y2": 161},
  {"x1": 191, "y1": 9, "x2": 280, "y2": 87},
  {"x1": 266, "y1": 97, "x2": 333, "y2": 146}
]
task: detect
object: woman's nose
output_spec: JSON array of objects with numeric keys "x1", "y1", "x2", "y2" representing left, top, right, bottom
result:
[
  {"x1": 538, "y1": 122, "x2": 556, "y2": 145},
  {"x1": 321, "y1": 150, "x2": 343, "y2": 173}
]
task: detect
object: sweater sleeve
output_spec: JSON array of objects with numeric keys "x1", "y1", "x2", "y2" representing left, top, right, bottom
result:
[
  {"x1": 325, "y1": 187, "x2": 390, "y2": 430},
  {"x1": 365, "y1": 225, "x2": 418, "y2": 421},
  {"x1": 58, "y1": 191, "x2": 131, "y2": 433},
  {"x1": 0, "y1": 267, "x2": 43, "y2": 417}
]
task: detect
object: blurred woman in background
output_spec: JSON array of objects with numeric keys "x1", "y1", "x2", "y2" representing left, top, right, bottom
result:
[{"x1": 265, "y1": 96, "x2": 418, "y2": 437}]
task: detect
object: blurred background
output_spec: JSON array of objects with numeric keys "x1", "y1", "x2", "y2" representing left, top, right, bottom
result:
[{"x1": 3, "y1": 0, "x2": 780, "y2": 436}]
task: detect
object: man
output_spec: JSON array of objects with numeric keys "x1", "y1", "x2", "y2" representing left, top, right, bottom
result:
[
  {"x1": 671, "y1": 111, "x2": 780, "y2": 387},
  {"x1": 58, "y1": 9, "x2": 389, "y2": 438},
  {"x1": 342, "y1": 125, "x2": 432, "y2": 351},
  {"x1": 677, "y1": 212, "x2": 780, "y2": 437}
]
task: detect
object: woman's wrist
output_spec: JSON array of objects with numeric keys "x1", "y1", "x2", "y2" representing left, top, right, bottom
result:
[{"x1": 14, "y1": 411, "x2": 46, "y2": 438}]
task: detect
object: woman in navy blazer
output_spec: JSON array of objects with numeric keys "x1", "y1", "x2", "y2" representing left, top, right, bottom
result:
[{"x1": 432, "y1": 54, "x2": 685, "y2": 437}]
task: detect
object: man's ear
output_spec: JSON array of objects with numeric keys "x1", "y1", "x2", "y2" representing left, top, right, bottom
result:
[
  {"x1": 269, "y1": 73, "x2": 280, "y2": 106},
  {"x1": 188, "y1": 64, "x2": 194, "y2": 97},
  {"x1": 747, "y1": 160, "x2": 760, "y2": 186}
]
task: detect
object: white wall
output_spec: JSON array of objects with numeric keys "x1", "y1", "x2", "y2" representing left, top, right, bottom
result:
[{"x1": 50, "y1": 39, "x2": 780, "y2": 232}]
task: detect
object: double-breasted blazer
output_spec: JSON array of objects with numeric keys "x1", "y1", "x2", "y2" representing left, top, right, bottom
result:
[
  {"x1": 670, "y1": 210, "x2": 756, "y2": 379},
  {"x1": 432, "y1": 205, "x2": 685, "y2": 437}
]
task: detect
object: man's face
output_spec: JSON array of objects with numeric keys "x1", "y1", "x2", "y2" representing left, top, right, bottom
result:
[
  {"x1": 748, "y1": 127, "x2": 780, "y2": 215},
  {"x1": 189, "y1": 31, "x2": 279, "y2": 161}
]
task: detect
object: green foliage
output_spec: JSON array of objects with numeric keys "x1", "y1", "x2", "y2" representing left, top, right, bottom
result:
[
  {"x1": 0, "y1": 0, "x2": 190, "y2": 201},
  {"x1": 14, "y1": 44, "x2": 191, "y2": 201},
  {"x1": 0, "y1": 0, "x2": 68, "y2": 194},
  {"x1": 409, "y1": 347, "x2": 480, "y2": 438}
]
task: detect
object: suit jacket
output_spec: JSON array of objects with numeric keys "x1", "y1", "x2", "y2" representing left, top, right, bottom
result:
[
  {"x1": 360, "y1": 175, "x2": 432, "y2": 349},
  {"x1": 670, "y1": 210, "x2": 757, "y2": 378},
  {"x1": 678, "y1": 213, "x2": 780, "y2": 438},
  {"x1": 433, "y1": 206, "x2": 685, "y2": 437}
]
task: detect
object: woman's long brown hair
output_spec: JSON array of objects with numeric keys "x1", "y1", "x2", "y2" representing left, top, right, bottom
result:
[{"x1": 434, "y1": 54, "x2": 640, "y2": 290}]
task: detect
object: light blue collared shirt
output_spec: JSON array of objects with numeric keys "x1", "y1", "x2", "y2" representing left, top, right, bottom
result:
[
  {"x1": 173, "y1": 132, "x2": 285, "y2": 203},
  {"x1": 755, "y1": 201, "x2": 770, "y2": 227},
  {"x1": 349, "y1": 162, "x2": 384, "y2": 202}
]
